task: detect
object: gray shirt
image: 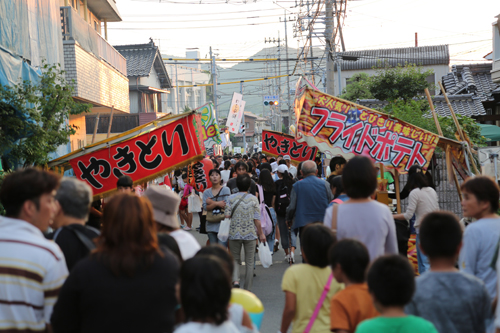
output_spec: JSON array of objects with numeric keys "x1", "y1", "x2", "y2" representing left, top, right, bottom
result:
[
  {"x1": 459, "y1": 217, "x2": 500, "y2": 299},
  {"x1": 202, "y1": 186, "x2": 231, "y2": 233},
  {"x1": 323, "y1": 200, "x2": 398, "y2": 261},
  {"x1": 405, "y1": 271, "x2": 491, "y2": 333}
]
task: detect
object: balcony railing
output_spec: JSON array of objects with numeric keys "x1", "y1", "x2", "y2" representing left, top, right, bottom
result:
[{"x1": 60, "y1": 6, "x2": 127, "y2": 76}]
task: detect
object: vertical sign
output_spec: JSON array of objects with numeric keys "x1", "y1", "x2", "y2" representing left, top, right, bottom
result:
[{"x1": 225, "y1": 92, "x2": 246, "y2": 134}]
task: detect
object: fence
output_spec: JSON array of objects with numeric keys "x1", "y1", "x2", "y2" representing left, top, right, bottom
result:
[{"x1": 399, "y1": 152, "x2": 463, "y2": 218}]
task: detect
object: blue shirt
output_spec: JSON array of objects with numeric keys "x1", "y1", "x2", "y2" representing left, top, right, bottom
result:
[{"x1": 459, "y1": 217, "x2": 500, "y2": 298}]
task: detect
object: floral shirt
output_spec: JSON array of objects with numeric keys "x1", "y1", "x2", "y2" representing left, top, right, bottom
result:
[{"x1": 225, "y1": 193, "x2": 260, "y2": 241}]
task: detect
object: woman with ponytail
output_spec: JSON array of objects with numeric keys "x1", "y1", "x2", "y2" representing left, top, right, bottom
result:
[{"x1": 275, "y1": 165, "x2": 297, "y2": 262}]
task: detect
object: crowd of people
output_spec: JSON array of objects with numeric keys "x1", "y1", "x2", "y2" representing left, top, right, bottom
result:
[{"x1": 1, "y1": 151, "x2": 500, "y2": 333}]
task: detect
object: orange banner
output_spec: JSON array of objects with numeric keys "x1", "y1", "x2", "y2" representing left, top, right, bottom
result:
[{"x1": 296, "y1": 88, "x2": 439, "y2": 174}]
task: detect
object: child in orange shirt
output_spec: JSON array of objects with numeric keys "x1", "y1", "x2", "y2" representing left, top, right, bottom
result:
[{"x1": 329, "y1": 239, "x2": 379, "y2": 333}]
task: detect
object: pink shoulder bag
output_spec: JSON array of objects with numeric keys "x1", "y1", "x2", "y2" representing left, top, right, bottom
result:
[{"x1": 303, "y1": 273, "x2": 333, "y2": 333}]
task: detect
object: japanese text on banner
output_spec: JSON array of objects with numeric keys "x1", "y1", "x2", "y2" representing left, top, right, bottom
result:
[
  {"x1": 69, "y1": 115, "x2": 204, "y2": 196},
  {"x1": 296, "y1": 89, "x2": 439, "y2": 173},
  {"x1": 262, "y1": 130, "x2": 318, "y2": 164}
]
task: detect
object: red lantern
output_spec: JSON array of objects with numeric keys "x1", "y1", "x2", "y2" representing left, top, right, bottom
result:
[{"x1": 190, "y1": 158, "x2": 213, "y2": 192}]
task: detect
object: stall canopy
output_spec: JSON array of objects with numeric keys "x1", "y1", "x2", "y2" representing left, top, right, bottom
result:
[
  {"x1": 295, "y1": 87, "x2": 464, "y2": 175},
  {"x1": 478, "y1": 124, "x2": 500, "y2": 142},
  {"x1": 48, "y1": 112, "x2": 205, "y2": 198}
]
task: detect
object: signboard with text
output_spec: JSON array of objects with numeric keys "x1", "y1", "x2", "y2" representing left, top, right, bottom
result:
[
  {"x1": 70, "y1": 114, "x2": 205, "y2": 196},
  {"x1": 296, "y1": 88, "x2": 439, "y2": 173},
  {"x1": 225, "y1": 92, "x2": 246, "y2": 134},
  {"x1": 262, "y1": 130, "x2": 318, "y2": 164}
]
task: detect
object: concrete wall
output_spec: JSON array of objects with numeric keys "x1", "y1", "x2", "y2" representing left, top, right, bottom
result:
[{"x1": 63, "y1": 40, "x2": 130, "y2": 112}]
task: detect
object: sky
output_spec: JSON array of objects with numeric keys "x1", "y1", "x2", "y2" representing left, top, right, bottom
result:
[{"x1": 107, "y1": 0, "x2": 500, "y2": 67}]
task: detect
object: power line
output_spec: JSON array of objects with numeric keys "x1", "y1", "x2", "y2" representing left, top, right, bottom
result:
[{"x1": 108, "y1": 21, "x2": 279, "y2": 30}]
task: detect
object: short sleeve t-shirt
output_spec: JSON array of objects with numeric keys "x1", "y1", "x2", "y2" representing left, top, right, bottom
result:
[
  {"x1": 405, "y1": 271, "x2": 491, "y2": 333},
  {"x1": 281, "y1": 264, "x2": 343, "y2": 333},
  {"x1": 330, "y1": 283, "x2": 379, "y2": 333},
  {"x1": 262, "y1": 189, "x2": 275, "y2": 207},
  {"x1": 355, "y1": 315, "x2": 438, "y2": 333}
]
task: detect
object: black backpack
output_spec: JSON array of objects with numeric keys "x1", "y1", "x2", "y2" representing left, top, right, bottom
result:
[{"x1": 275, "y1": 180, "x2": 291, "y2": 217}]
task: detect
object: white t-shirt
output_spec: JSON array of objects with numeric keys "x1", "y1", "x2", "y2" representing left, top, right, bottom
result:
[
  {"x1": 289, "y1": 165, "x2": 297, "y2": 178},
  {"x1": 169, "y1": 229, "x2": 201, "y2": 260},
  {"x1": 174, "y1": 321, "x2": 240, "y2": 333}
]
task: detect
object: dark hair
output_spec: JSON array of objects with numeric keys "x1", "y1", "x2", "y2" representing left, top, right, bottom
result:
[
  {"x1": 367, "y1": 255, "x2": 415, "y2": 307},
  {"x1": 246, "y1": 162, "x2": 254, "y2": 174},
  {"x1": 301, "y1": 223, "x2": 337, "y2": 267},
  {"x1": 180, "y1": 256, "x2": 231, "y2": 325},
  {"x1": 296, "y1": 162, "x2": 304, "y2": 180},
  {"x1": 258, "y1": 169, "x2": 276, "y2": 193},
  {"x1": 278, "y1": 159, "x2": 287, "y2": 166},
  {"x1": 329, "y1": 156, "x2": 347, "y2": 173},
  {"x1": 243, "y1": 154, "x2": 248, "y2": 160},
  {"x1": 212, "y1": 159, "x2": 220, "y2": 169},
  {"x1": 342, "y1": 156, "x2": 377, "y2": 199},
  {"x1": 329, "y1": 239, "x2": 369, "y2": 283},
  {"x1": 236, "y1": 174, "x2": 251, "y2": 192},
  {"x1": 260, "y1": 162, "x2": 272, "y2": 173},
  {"x1": 209, "y1": 169, "x2": 223, "y2": 186},
  {"x1": 196, "y1": 245, "x2": 234, "y2": 275},
  {"x1": 269, "y1": 158, "x2": 276, "y2": 164},
  {"x1": 235, "y1": 161, "x2": 248, "y2": 172},
  {"x1": 406, "y1": 172, "x2": 430, "y2": 190},
  {"x1": 116, "y1": 175, "x2": 133, "y2": 188},
  {"x1": 158, "y1": 232, "x2": 183, "y2": 263},
  {"x1": 419, "y1": 211, "x2": 462, "y2": 258},
  {"x1": 95, "y1": 194, "x2": 160, "y2": 276},
  {"x1": 0, "y1": 168, "x2": 60, "y2": 217},
  {"x1": 278, "y1": 170, "x2": 294, "y2": 191},
  {"x1": 461, "y1": 176, "x2": 500, "y2": 213},
  {"x1": 328, "y1": 175, "x2": 344, "y2": 199},
  {"x1": 224, "y1": 160, "x2": 231, "y2": 170}
]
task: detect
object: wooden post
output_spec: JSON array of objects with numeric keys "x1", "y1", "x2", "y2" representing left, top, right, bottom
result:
[
  {"x1": 438, "y1": 82, "x2": 479, "y2": 175},
  {"x1": 91, "y1": 113, "x2": 100, "y2": 144},
  {"x1": 394, "y1": 169, "x2": 401, "y2": 214},
  {"x1": 446, "y1": 146, "x2": 463, "y2": 201},
  {"x1": 106, "y1": 106, "x2": 114, "y2": 139},
  {"x1": 424, "y1": 88, "x2": 443, "y2": 136}
]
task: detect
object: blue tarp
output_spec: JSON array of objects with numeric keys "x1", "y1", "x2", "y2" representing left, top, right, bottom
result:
[{"x1": 0, "y1": 45, "x2": 41, "y2": 87}]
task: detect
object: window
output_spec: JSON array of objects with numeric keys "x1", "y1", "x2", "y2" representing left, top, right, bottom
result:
[{"x1": 245, "y1": 122, "x2": 250, "y2": 129}]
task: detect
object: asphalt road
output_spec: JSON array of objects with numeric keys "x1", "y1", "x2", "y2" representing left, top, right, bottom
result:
[{"x1": 188, "y1": 214, "x2": 296, "y2": 333}]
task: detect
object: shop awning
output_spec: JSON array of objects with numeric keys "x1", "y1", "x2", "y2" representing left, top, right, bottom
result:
[{"x1": 479, "y1": 124, "x2": 500, "y2": 141}]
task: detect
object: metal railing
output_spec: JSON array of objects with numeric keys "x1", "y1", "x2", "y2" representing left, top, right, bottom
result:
[{"x1": 60, "y1": 7, "x2": 127, "y2": 76}]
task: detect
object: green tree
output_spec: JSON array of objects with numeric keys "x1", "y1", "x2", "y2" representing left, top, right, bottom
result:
[
  {"x1": 340, "y1": 73, "x2": 373, "y2": 102},
  {"x1": 369, "y1": 63, "x2": 434, "y2": 102},
  {"x1": 0, "y1": 62, "x2": 91, "y2": 169}
]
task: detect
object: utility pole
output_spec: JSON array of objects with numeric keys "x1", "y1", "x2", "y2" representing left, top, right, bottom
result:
[
  {"x1": 210, "y1": 47, "x2": 218, "y2": 122},
  {"x1": 325, "y1": 0, "x2": 335, "y2": 95},
  {"x1": 241, "y1": 82, "x2": 246, "y2": 154},
  {"x1": 175, "y1": 60, "x2": 180, "y2": 114},
  {"x1": 278, "y1": 32, "x2": 282, "y2": 133},
  {"x1": 283, "y1": 11, "x2": 292, "y2": 133}
]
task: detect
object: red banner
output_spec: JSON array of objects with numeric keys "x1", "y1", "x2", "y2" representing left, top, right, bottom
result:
[
  {"x1": 296, "y1": 88, "x2": 439, "y2": 174},
  {"x1": 70, "y1": 114, "x2": 204, "y2": 196},
  {"x1": 262, "y1": 130, "x2": 318, "y2": 164}
]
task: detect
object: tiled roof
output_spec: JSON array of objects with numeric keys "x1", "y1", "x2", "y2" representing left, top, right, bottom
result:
[
  {"x1": 441, "y1": 63, "x2": 498, "y2": 102},
  {"x1": 114, "y1": 41, "x2": 171, "y2": 88},
  {"x1": 357, "y1": 94, "x2": 486, "y2": 118},
  {"x1": 336, "y1": 45, "x2": 449, "y2": 71}
]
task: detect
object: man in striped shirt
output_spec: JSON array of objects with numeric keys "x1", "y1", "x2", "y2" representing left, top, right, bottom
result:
[{"x1": 0, "y1": 168, "x2": 68, "y2": 332}]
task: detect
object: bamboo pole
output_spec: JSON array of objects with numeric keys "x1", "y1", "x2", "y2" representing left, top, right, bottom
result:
[
  {"x1": 424, "y1": 88, "x2": 443, "y2": 136},
  {"x1": 446, "y1": 146, "x2": 463, "y2": 201},
  {"x1": 438, "y1": 81, "x2": 479, "y2": 175},
  {"x1": 394, "y1": 169, "x2": 401, "y2": 214},
  {"x1": 106, "y1": 106, "x2": 115, "y2": 139},
  {"x1": 91, "y1": 113, "x2": 100, "y2": 144}
]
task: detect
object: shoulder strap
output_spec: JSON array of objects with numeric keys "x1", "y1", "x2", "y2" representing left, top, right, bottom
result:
[
  {"x1": 213, "y1": 187, "x2": 224, "y2": 199},
  {"x1": 304, "y1": 273, "x2": 334, "y2": 333},
  {"x1": 257, "y1": 184, "x2": 264, "y2": 204},
  {"x1": 331, "y1": 204, "x2": 339, "y2": 235},
  {"x1": 230, "y1": 193, "x2": 248, "y2": 218},
  {"x1": 65, "y1": 225, "x2": 97, "y2": 251}
]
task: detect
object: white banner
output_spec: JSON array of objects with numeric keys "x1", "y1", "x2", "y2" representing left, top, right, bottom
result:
[{"x1": 225, "y1": 92, "x2": 246, "y2": 134}]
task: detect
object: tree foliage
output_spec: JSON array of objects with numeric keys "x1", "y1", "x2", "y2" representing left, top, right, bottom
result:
[
  {"x1": 0, "y1": 62, "x2": 91, "y2": 169},
  {"x1": 339, "y1": 64, "x2": 485, "y2": 147},
  {"x1": 339, "y1": 73, "x2": 373, "y2": 101}
]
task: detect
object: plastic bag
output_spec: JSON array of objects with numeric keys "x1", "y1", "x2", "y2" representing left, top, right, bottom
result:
[
  {"x1": 188, "y1": 192, "x2": 202, "y2": 213},
  {"x1": 258, "y1": 242, "x2": 273, "y2": 268},
  {"x1": 218, "y1": 218, "x2": 231, "y2": 242}
]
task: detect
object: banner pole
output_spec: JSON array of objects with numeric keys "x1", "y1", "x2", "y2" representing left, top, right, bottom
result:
[
  {"x1": 107, "y1": 106, "x2": 114, "y2": 139},
  {"x1": 91, "y1": 113, "x2": 100, "y2": 144},
  {"x1": 424, "y1": 88, "x2": 443, "y2": 136}
]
